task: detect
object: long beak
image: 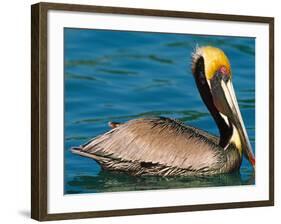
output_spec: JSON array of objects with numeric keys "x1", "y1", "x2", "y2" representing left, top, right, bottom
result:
[{"x1": 210, "y1": 77, "x2": 255, "y2": 169}]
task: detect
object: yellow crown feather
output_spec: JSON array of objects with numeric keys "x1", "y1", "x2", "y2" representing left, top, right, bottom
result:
[{"x1": 194, "y1": 46, "x2": 231, "y2": 80}]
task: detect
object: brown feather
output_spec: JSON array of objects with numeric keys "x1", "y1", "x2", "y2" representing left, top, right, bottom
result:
[{"x1": 72, "y1": 117, "x2": 241, "y2": 175}]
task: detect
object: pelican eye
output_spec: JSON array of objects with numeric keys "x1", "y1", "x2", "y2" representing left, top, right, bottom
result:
[{"x1": 222, "y1": 74, "x2": 230, "y2": 83}]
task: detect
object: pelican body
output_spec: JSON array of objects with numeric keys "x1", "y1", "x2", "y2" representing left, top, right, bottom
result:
[{"x1": 72, "y1": 46, "x2": 255, "y2": 176}]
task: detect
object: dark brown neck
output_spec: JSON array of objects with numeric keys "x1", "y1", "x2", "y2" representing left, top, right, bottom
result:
[{"x1": 193, "y1": 56, "x2": 233, "y2": 148}]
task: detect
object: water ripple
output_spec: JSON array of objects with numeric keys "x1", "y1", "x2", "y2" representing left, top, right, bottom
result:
[
  {"x1": 98, "y1": 68, "x2": 138, "y2": 76},
  {"x1": 66, "y1": 170, "x2": 255, "y2": 194},
  {"x1": 73, "y1": 110, "x2": 209, "y2": 125}
]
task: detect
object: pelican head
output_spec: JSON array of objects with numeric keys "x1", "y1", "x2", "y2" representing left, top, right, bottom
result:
[{"x1": 192, "y1": 46, "x2": 255, "y2": 169}]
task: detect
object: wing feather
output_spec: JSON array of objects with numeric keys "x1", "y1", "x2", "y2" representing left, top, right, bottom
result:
[{"x1": 80, "y1": 117, "x2": 225, "y2": 171}]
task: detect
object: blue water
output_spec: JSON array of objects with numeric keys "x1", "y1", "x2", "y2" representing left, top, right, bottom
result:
[{"x1": 64, "y1": 28, "x2": 255, "y2": 194}]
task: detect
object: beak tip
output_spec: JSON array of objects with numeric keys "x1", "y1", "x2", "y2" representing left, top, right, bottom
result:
[{"x1": 249, "y1": 156, "x2": 255, "y2": 169}]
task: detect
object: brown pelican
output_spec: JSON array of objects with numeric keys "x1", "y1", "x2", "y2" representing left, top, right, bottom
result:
[{"x1": 71, "y1": 46, "x2": 255, "y2": 176}]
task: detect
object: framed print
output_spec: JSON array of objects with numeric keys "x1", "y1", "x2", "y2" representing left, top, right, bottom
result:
[{"x1": 31, "y1": 2, "x2": 274, "y2": 221}]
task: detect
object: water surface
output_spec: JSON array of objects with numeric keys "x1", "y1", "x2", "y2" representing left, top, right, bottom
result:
[{"x1": 64, "y1": 28, "x2": 255, "y2": 194}]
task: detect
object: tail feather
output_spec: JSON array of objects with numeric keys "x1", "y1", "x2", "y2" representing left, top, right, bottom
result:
[{"x1": 71, "y1": 147, "x2": 107, "y2": 165}]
